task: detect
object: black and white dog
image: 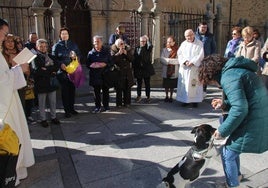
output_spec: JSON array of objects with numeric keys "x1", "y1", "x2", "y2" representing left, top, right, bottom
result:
[{"x1": 161, "y1": 124, "x2": 217, "y2": 188}]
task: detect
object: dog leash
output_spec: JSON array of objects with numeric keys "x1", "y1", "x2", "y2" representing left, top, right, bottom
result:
[{"x1": 192, "y1": 136, "x2": 215, "y2": 161}]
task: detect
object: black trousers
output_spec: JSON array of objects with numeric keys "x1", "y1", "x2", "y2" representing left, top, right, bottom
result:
[
  {"x1": 93, "y1": 84, "x2": 109, "y2": 108},
  {"x1": 137, "y1": 77, "x2": 151, "y2": 98},
  {"x1": 116, "y1": 79, "x2": 131, "y2": 106},
  {"x1": 60, "y1": 79, "x2": 76, "y2": 113}
]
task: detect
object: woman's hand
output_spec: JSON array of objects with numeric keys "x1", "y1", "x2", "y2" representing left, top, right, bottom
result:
[
  {"x1": 61, "y1": 63, "x2": 66, "y2": 71},
  {"x1": 211, "y1": 98, "x2": 223, "y2": 109},
  {"x1": 213, "y1": 129, "x2": 224, "y2": 140}
]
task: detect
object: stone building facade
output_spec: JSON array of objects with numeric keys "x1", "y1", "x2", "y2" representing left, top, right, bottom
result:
[{"x1": 1, "y1": 0, "x2": 267, "y2": 86}]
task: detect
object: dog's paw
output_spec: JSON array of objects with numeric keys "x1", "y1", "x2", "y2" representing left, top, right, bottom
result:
[
  {"x1": 162, "y1": 174, "x2": 174, "y2": 184},
  {"x1": 157, "y1": 181, "x2": 170, "y2": 188}
]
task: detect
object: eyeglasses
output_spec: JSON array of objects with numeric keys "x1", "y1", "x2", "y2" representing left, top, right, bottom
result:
[{"x1": 232, "y1": 33, "x2": 237, "y2": 35}]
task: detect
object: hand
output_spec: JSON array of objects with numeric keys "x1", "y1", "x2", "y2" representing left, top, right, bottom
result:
[
  {"x1": 20, "y1": 63, "x2": 29, "y2": 74},
  {"x1": 211, "y1": 98, "x2": 223, "y2": 109},
  {"x1": 61, "y1": 63, "x2": 66, "y2": 70},
  {"x1": 213, "y1": 129, "x2": 224, "y2": 140}
]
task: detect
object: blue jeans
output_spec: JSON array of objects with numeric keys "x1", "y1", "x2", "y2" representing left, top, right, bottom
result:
[{"x1": 221, "y1": 146, "x2": 241, "y2": 187}]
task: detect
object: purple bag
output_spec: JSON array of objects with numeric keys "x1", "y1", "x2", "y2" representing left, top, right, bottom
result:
[{"x1": 68, "y1": 63, "x2": 86, "y2": 88}]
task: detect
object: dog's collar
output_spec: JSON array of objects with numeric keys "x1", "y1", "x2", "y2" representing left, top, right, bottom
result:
[{"x1": 192, "y1": 137, "x2": 214, "y2": 161}]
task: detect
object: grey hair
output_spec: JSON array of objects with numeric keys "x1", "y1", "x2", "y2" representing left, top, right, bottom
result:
[
  {"x1": 93, "y1": 35, "x2": 103, "y2": 41},
  {"x1": 36, "y1": 38, "x2": 47, "y2": 46},
  {"x1": 115, "y1": 38, "x2": 124, "y2": 47}
]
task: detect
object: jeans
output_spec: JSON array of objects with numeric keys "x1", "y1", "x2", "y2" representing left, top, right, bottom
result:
[{"x1": 221, "y1": 146, "x2": 241, "y2": 187}]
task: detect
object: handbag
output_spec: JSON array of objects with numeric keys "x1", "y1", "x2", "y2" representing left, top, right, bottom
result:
[
  {"x1": 24, "y1": 87, "x2": 35, "y2": 100},
  {"x1": 65, "y1": 58, "x2": 79, "y2": 74},
  {"x1": 50, "y1": 76, "x2": 60, "y2": 89},
  {"x1": 0, "y1": 100, "x2": 20, "y2": 187},
  {"x1": 25, "y1": 78, "x2": 35, "y2": 100},
  {"x1": 0, "y1": 126, "x2": 20, "y2": 188}
]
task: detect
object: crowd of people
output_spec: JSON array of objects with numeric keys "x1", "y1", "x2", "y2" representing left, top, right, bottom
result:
[{"x1": 1, "y1": 17, "x2": 268, "y2": 187}]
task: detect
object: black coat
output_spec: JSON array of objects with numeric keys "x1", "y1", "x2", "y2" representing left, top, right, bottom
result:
[
  {"x1": 32, "y1": 52, "x2": 59, "y2": 93},
  {"x1": 133, "y1": 43, "x2": 155, "y2": 78},
  {"x1": 110, "y1": 44, "x2": 135, "y2": 88}
]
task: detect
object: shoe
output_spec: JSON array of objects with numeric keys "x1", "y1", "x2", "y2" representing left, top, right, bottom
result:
[
  {"x1": 92, "y1": 107, "x2": 101, "y2": 114},
  {"x1": 145, "y1": 97, "x2": 151, "y2": 103},
  {"x1": 65, "y1": 113, "x2": 72, "y2": 118},
  {"x1": 51, "y1": 118, "x2": 60, "y2": 125},
  {"x1": 135, "y1": 96, "x2": 142, "y2": 103},
  {"x1": 164, "y1": 97, "x2": 169, "y2": 102},
  {"x1": 103, "y1": 107, "x2": 110, "y2": 112},
  {"x1": 168, "y1": 98, "x2": 173, "y2": 103},
  {"x1": 40, "y1": 120, "x2": 49, "y2": 128},
  {"x1": 192, "y1": 103, "x2": 198, "y2": 108},
  {"x1": 181, "y1": 103, "x2": 189, "y2": 107},
  {"x1": 71, "y1": 110, "x2": 79, "y2": 115},
  {"x1": 27, "y1": 116, "x2": 35, "y2": 122}
]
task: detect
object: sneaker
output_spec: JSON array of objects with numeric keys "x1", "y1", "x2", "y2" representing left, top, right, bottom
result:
[
  {"x1": 168, "y1": 98, "x2": 173, "y2": 103},
  {"x1": 103, "y1": 107, "x2": 110, "y2": 112},
  {"x1": 51, "y1": 118, "x2": 60, "y2": 125},
  {"x1": 164, "y1": 97, "x2": 169, "y2": 102},
  {"x1": 40, "y1": 120, "x2": 49, "y2": 128},
  {"x1": 135, "y1": 96, "x2": 142, "y2": 103},
  {"x1": 92, "y1": 107, "x2": 101, "y2": 114}
]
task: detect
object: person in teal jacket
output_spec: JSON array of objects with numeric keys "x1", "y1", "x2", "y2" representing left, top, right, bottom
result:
[{"x1": 198, "y1": 55, "x2": 268, "y2": 188}]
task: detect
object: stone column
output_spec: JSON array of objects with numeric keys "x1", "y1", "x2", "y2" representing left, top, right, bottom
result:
[
  {"x1": 215, "y1": 4, "x2": 223, "y2": 55},
  {"x1": 50, "y1": 0, "x2": 62, "y2": 43},
  {"x1": 151, "y1": 0, "x2": 162, "y2": 87},
  {"x1": 138, "y1": 0, "x2": 150, "y2": 35},
  {"x1": 31, "y1": 0, "x2": 46, "y2": 39},
  {"x1": 31, "y1": 7, "x2": 47, "y2": 39},
  {"x1": 151, "y1": 0, "x2": 161, "y2": 62},
  {"x1": 205, "y1": 3, "x2": 215, "y2": 33}
]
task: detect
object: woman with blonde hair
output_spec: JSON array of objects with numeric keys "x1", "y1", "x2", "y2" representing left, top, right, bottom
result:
[{"x1": 236, "y1": 26, "x2": 261, "y2": 64}]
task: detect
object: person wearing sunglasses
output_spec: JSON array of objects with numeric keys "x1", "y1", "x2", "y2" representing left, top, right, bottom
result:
[{"x1": 224, "y1": 26, "x2": 243, "y2": 58}]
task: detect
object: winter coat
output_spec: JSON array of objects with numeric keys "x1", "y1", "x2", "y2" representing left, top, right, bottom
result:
[
  {"x1": 110, "y1": 44, "x2": 135, "y2": 88},
  {"x1": 236, "y1": 39, "x2": 261, "y2": 63},
  {"x1": 195, "y1": 29, "x2": 216, "y2": 56},
  {"x1": 86, "y1": 46, "x2": 111, "y2": 86},
  {"x1": 52, "y1": 40, "x2": 81, "y2": 82},
  {"x1": 133, "y1": 43, "x2": 155, "y2": 79},
  {"x1": 32, "y1": 52, "x2": 59, "y2": 93},
  {"x1": 160, "y1": 47, "x2": 179, "y2": 79},
  {"x1": 218, "y1": 56, "x2": 268, "y2": 153}
]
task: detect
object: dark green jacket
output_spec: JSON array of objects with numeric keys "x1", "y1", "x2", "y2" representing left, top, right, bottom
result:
[{"x1": 219, "y1": 56, "x2": 268, "y2": 153}]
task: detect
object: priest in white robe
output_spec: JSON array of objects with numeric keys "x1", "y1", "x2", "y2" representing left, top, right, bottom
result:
[
  {"x1": 176, "y1": 29, "x2": 204, "y2": 107},
  {"x1": 0, "y1": 18, "x2": 35, "y2": 186}
]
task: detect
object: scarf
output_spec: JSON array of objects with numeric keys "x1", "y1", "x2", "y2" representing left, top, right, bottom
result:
[{"x1": 168, "y1": 44, "x2": 179, "y2": 58}]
